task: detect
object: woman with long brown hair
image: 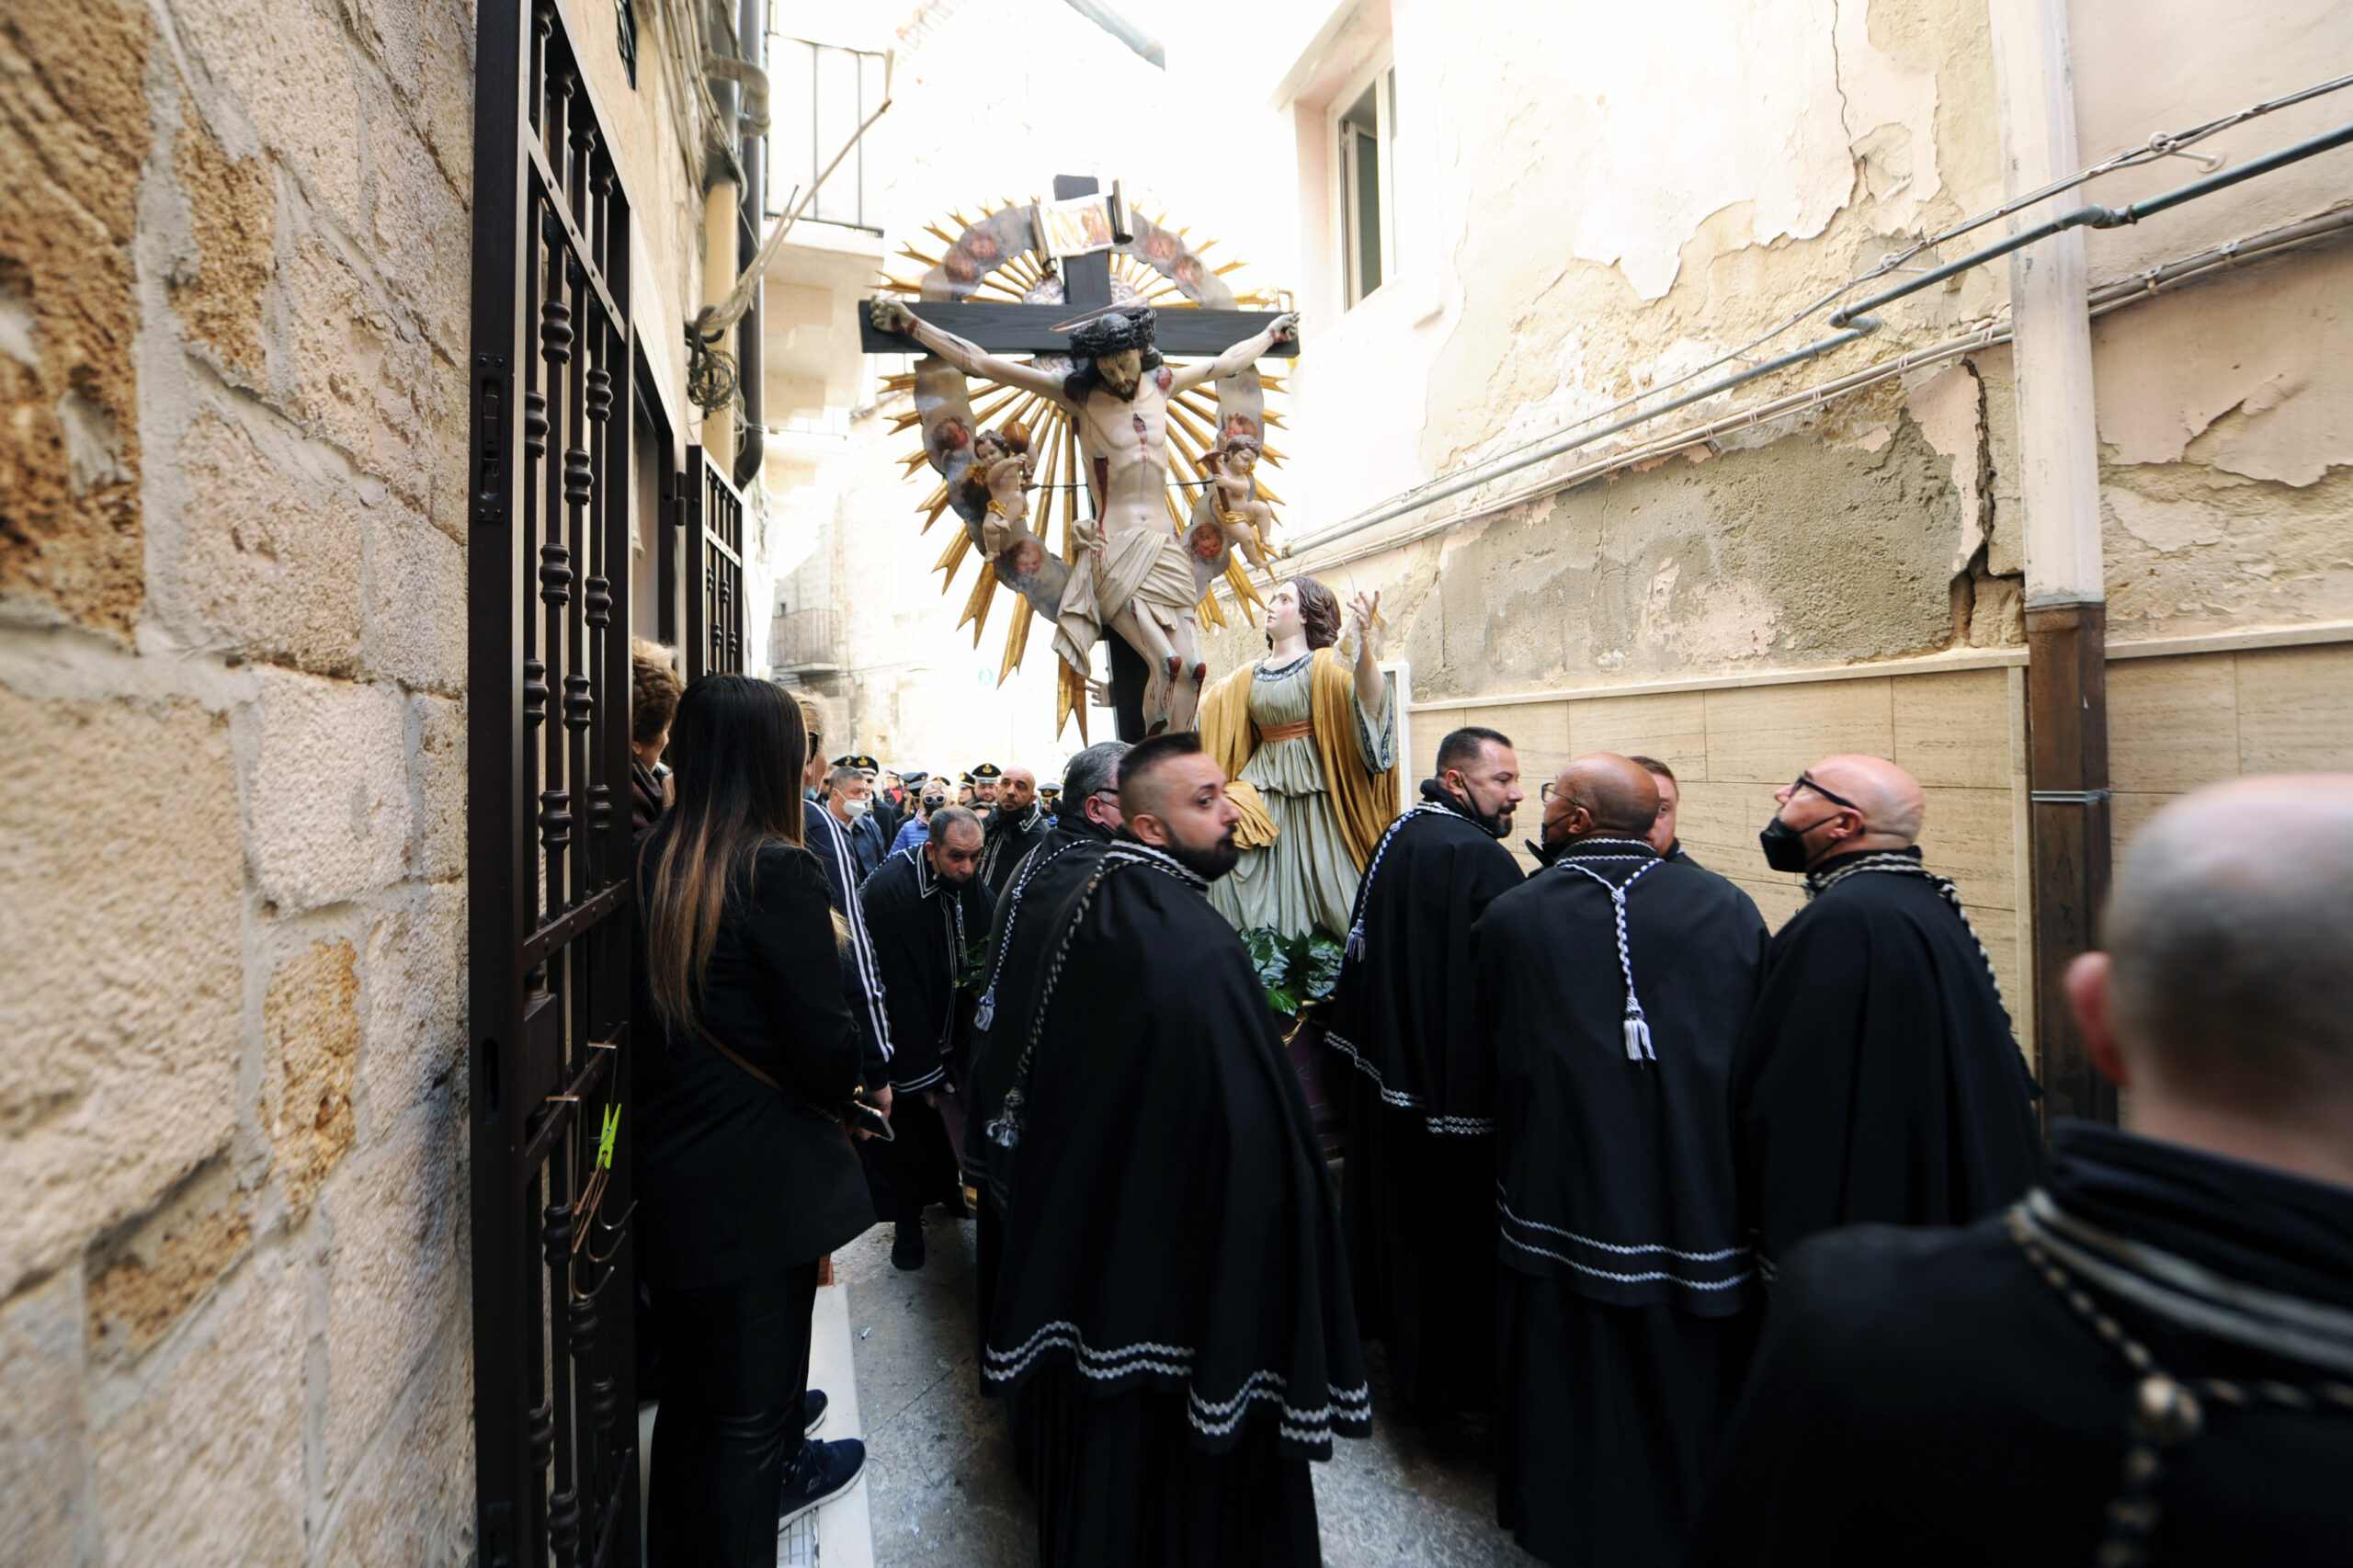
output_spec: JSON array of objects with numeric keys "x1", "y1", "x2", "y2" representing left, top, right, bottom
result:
[{"x1": 633, "y1": 675, "x2": 873, "y2": 1560}]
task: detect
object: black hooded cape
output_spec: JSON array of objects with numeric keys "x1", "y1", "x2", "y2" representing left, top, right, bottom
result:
[
  {"x1": 980, "y1": 839, "x2": 1370, "y2": 1463},
  {"x1": 976, "y1": 796, "x2": 1054, "y2": 899},
  {"x1": 1474, "y1": 835, "x2": 1770, "y2": 1568},
  {"x1": 1730, "y1": 846, "x2": 2043, "y2": 1271},
  {"x1": 1320, "y1": 783, "x2": 1523, "y2": 1417},
  {"x1": 855, "y1": 845, "x2": 992, "y2": 1223},
  {"x1": 1687, "y1": 1123, "x2": 2353, "y2": 1568},
  {"x1": 962, "y1": 820, "x2": 1115, "y2": 1360}
]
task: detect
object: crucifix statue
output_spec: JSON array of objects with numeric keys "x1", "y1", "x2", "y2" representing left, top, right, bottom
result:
[
  {"x1": 859, "y1": 174, "x2": 1300, "y2": 740},
  {"x1": 870, "y1": 297, "x2": 1295, "y2": 730}
]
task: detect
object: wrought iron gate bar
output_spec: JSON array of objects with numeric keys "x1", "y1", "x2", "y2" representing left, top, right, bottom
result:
[{"x1": 469, "y1": 0, "x2": 641, "y2": 1562}]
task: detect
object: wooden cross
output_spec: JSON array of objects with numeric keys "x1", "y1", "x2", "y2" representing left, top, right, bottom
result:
[{"x1": 858, "y1": 175, "x2": 1298, "y2": 741}]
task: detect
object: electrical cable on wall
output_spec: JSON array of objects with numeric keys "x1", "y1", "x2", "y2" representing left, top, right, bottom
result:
[{"x1": 1290, "y1": 70, "x2": 2353, "y2": 556}]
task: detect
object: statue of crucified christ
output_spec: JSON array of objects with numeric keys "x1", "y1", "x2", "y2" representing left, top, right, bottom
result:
[{"x1": 870, "y1": 300, "x2": 1298, "y2": 732}]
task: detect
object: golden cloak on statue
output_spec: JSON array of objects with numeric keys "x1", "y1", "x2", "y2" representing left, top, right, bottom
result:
[{"x1": 1197, "y1": 578, "x2": 1398, "y2": 941}]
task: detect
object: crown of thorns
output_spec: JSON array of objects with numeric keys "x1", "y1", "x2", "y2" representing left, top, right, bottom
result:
[{"x1": 1067, "y1": 307, "x2": 1157, "y2": 359}]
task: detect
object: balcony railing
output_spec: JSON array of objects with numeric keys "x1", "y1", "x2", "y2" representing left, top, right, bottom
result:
[
  {"x1": 772, "y1": 607, "x2": 841, "y2": 671},
  {"x1": 766, "y1": 38, "x2": 886, "y2": 233}
]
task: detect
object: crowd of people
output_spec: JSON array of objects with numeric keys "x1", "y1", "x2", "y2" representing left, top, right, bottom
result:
[{"x1": 621, "y1": 637, "x2": 2353, "y2": 1568}]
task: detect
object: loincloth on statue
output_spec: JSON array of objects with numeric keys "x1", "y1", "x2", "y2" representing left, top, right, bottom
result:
[{"x1": 1052, "y1": 526, "x2": 1197, "y2": 671}]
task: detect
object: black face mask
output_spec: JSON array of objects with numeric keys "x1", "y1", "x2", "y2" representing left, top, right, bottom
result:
[{"x1": 1759, "y1": 811, "x2": 1843, "y2": 873}]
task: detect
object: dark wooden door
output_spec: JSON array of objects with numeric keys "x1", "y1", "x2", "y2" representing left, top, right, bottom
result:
[{"x1": 465, "y1": 1, "x2": 641, "y2": 1562}]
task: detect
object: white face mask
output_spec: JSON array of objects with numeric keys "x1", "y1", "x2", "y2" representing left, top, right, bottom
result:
[{"x1": 842, "y1": 797, "x2": 870, "y2": 819}]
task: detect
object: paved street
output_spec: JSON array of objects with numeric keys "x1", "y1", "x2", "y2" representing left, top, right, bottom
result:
[{"x1": 835, "y1": 1215, "x2": 1540, "y2": 1566}]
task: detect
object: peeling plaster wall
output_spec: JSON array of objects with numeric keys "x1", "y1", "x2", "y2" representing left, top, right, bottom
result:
[
  {"x1": 2091, "y1": 241, "x2": 2353, "y2": 639},
  {"x1": 0, "y1": 0, "x2": 707, "y2": 1560}
]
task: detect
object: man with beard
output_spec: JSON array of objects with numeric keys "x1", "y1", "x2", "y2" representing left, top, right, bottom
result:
[
  {"x1": 1322, "y1": 726, "x2": 1526, "y2": 1423},
  {"x1": 1477, "y1": 754, "x2": 1769, "y2": 1568},
  {"x1": 858, "y1": 806, "x2": 994, "y2": 1271},
  {"x1": 976, "y1": 766, "x2": 1052, "y2": 897},
  {"x1": 965, "y1": 741, "x2": 1129, "y2": 1357},
  {"x1": 1733, "y1": 755, "x2": 2043, "y2": 1275},
  {"x1": 980, "y1": 734, "x2": 1368, "y2": 1564},
  {"x1": 1688, "y1": 775, "x2": 2353, "y2": 1568}
]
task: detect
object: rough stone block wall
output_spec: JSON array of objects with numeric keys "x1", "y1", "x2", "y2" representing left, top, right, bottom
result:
[{"x1": 0, "y1": 0, "x2": 476, "y2": 1559}]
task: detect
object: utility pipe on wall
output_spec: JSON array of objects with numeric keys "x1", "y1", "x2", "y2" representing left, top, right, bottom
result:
[{"x1": 733, "y1": 0, "x2": 765, "y2": 489}]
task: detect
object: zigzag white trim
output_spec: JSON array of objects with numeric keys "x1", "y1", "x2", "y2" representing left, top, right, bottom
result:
[
  {"x1": 1496, "y1": 1192, "x2": 1753, "y2": 1290},
  {"x1": 1324, "y1": 1029, "x2": 1422, "y2": 1109},
  {"x1": 982, "y1": 1321, "x2": 1370, "y2": 1440},
  {"x1": 1425, "y1": 1114, "x2": 1495, "y2": 1136}
]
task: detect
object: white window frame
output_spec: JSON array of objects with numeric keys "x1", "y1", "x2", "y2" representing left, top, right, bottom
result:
[{"x1": 1331, "y1": 52, "x2": 1398, "y2": 310}]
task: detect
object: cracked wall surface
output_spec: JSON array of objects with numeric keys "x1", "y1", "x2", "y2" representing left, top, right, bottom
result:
[{"x1": 0, "y1": 0, "x2": 711, "y2": 1558}]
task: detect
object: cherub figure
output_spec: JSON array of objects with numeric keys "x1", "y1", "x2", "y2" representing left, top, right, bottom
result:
[
  {"x1": 1210, "y1": 433, "x2": 1279, "y2": 584},
  {"x1": 961, "y1": 421, "x2": 1034, "y2": 561}
]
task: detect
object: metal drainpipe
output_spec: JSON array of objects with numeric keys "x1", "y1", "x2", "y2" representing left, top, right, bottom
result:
[{"x1": 732, "y1": 0, "x2": 766, "y2": 489}]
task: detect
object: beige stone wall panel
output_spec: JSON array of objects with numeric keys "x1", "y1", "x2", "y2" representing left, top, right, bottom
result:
[
  {"x1": 0, "y1": 689, "x2": 240, "y2": 1298},
  {"x1": 1566, "y1": 689, "x2": 1711, "y2": 776},
  {"x1": 1891, "y1": 665, "x2": 2016, "y2": 789},
  {"x1": 245, "y1": 667, "x2": 412, "y2": 912},
  {"x1": 281, "y1": 233, "x2": 442, "y2": 517},
  {"x1": 410, "y1": 692, "x2": 464, "y2": 883},
  {"x1": 0, "y1": 0, "x2": 151, "y2": 636},
  {"x1": 86, "y1": 1250, "x2": 305, "y2": 1567},
  {"x1": 315, "y1": 1324, "x2": 472, "y2": 1567},
  {"x1": 357, "y1": 882, "x2": 464, "y2": 1136},
  {"x1": 1700, "y1": 676, "x2": 1898, "y2": 785},
  {"x1": 2234, "y1": 642, "x2": 2353, "y2": 775},
  {"x1": 316, "y1": 1092, "x2": 462, "y2": 1496},
  {"x1": 0, "y1": 1269, "x2": 89, "y2": 1565},
  {"x1": 259, "y1": 937, "x2": 359, "y2": 1225},
  {"x1": 83, "y1": 1154, "x2": 251, "y2": 1362},
  {"x1": 168, "y1": 0, "x2": 364, "y2": 229},
  {"x1": 170, "y1": 411, "x2": 364, "y2": 676},
  {"x1": 362, "y1": 502, "x2": 464, "y2": 695},
  {"x1": 167, "y1": 103, "x2": 274, "y2": 385}
]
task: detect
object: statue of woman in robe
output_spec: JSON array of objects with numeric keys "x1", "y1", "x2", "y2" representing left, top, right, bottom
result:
[{"x1": 1198, "y1": 576, "x2": 1398, "y2": 940}]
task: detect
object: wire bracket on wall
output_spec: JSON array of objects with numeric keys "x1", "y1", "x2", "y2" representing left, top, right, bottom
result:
[{"x1": 686, "y1": 311, "x2": 738, "y2": 413}]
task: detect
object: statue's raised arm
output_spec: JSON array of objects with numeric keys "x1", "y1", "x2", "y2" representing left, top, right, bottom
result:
[
  {"x1": 870, "y1": 298, "x2": 1072, "y2": 404},
  {"x1": 1169, "y1": 311, "x2": 1299, "y2": 394}
]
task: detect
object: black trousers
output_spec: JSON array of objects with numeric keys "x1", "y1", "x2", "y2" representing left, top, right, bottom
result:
[
  {"x1": 646, "y1": 1261, "x2": 820, "y2": 1568},
  {"x1": 858, "y1": 1090, "x2": 962, "y2": 1222}
]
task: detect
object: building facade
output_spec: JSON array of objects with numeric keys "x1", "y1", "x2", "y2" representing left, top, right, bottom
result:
[{"x1": 0, "y1": 0, "x2": 778, "y2": 1556}]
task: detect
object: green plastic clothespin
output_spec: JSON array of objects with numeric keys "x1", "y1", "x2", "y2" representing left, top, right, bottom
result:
[{"x1": 597, "y1": 1104, "x2": 620, "y2": 1170}]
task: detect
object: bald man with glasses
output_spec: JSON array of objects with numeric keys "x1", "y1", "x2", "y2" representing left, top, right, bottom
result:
[{"x1": 1730, "y1": 755, "x2": 2044, "y2": 1278}]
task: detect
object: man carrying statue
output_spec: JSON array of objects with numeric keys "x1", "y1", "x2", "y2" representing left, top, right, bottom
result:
[{"x1": 870, "y1": 300, "x2": 1298, "y2": 733}]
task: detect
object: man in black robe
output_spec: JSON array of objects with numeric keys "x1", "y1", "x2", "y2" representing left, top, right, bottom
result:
[
  {"x1": 857, "y1": 806, "x2": 993, "y2": 1271},
  {"x1": 1731, "y1": 753, "x2": 2042, "y2": 1273},
  {"x1": 1631, "y1": 754, "x2": 1690, "y2": 860},
  {"x1": 981, "y1": 733, "x2": 1368, "y2": 1566},
  {"x1": 792, "y1": 693, "x2": 896, "y2": 1094},
  {"x1": 976, "y1": 765, "x2": 1052, "y2": 897},
  {"x1": 1323, "y1": 725, "x2": 1525, "y2": 1422},
  {"x1": 1477, "y1": 753, "x2": 1770, "y2": 1568},
  {"x1": 1688, "y1": 773, "x2": 2353, "y2": 1568},
  {"x1": 965, "y1": 741, "x2": 1129, "y2": 1358}
]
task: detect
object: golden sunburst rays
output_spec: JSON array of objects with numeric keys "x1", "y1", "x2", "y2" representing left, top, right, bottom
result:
[{"x1": 880, "y1": 201, "x2": 1292, "y2": 703}]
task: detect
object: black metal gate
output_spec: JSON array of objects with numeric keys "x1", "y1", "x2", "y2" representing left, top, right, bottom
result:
[
  {"x1": 466, "y1": 0, "x2": 640, "y2": 1562},
  {"x1": 685, "y1": 445, "x2": 745, "y2": 678}
]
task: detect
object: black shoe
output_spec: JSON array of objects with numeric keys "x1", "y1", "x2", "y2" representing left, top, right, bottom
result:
[
  {"x1": 802, "y1": 1388, "x2": 828, "y2": 1437},
  {"x1": 892, "y1": 1219, "x2": 925, "y2": 1271},
  {"x1": 778, "y1": 1437, "x2": 865, "y2": 1526}
]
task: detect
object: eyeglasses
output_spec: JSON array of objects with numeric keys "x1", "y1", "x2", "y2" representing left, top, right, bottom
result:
[
  {"x1": 1788, "y1": 771, "x2": 1862, "y2": 812},
  {"x1": 1539, "y1": 780, "x2": 1562, "y2": 803}
]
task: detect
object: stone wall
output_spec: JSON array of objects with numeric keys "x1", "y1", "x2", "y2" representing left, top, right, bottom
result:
[{"x1": 0, "y1": 0, "x2": 478, "y2": 1557}]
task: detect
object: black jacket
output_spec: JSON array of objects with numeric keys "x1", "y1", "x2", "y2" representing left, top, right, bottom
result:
[
  {"x1": 632, "y1": 834, "x2": 875, "y2": 1287},
  {"x1": 1688, "y1": 1124, "x2": 2353, "y2": 1567}
]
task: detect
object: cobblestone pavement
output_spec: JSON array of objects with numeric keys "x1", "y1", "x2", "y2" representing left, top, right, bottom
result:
[{"x1": 838, "y1": 1214, "x2": 1540, "y2": 1567}]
